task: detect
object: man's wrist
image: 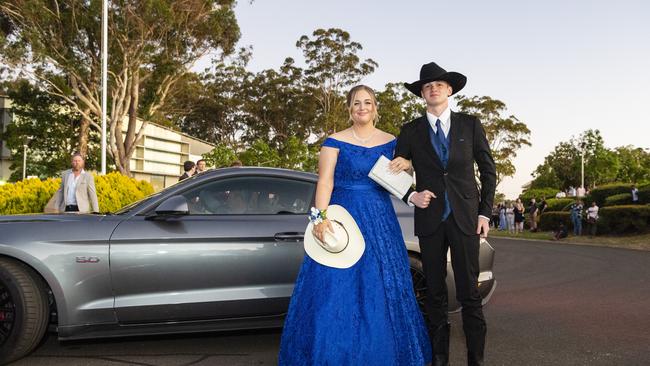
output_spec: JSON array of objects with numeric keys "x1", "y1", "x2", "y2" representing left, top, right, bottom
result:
[
  {"x1": 407, "y1": 192, "x2": 417, "y2": 207},
  {"x1": 479, "y1": 215, "x2": 490, "y2": 222}
]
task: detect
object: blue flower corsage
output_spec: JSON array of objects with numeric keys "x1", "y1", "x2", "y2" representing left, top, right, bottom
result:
[{"x1": 309, "y1": 207, "x2": 328, "y2": 225}]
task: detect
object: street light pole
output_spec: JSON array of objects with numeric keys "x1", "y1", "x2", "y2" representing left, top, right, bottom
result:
[
  {"x1": 22, "y1": 143, "x2": 27, "y2": 180},
  {"x1": 581, "y1": 149, "x2": 584, "y2": 190},
  {"x1": 100, "y1": 0, "x2": 108, "y2": 175}
]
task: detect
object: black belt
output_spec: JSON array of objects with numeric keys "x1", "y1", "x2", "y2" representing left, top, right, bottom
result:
[{"x1": 65, "y1": 205, "x2": 79, "y2": 212}]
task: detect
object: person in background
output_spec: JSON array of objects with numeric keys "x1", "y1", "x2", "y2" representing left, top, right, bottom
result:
[
  {"x1": 586, "y1": 201, "x2": 599, "y2": 236},
  {"x1": 553, "y1": 222, "x2": 569, "y2": 241},
  {"x1": 230, "y1": 160, "x2": 243, "y2": 167},
  {"x1": 195, "y1": 159, "x2": 208, "y2": 174},
  {"x1": 631, "y1": 185, "x2": 639, "y2": 204},
  {"x1": 569, "y1": 200, "x2": 584, "y2": 236},
  {"x1": 539, "y1": 197, "x2": 548, "y2": 216},
  {"x1": 179, "y1": 160, "x2": 195, "y2": 181},
  {"x1": 491, "y1": 204, "x2": 500, "y2": 229},
  {"x1": 506, "y1": 202, "x2": 515, "y2": 234},
  {"x1": 568, "y1": 186, "x2": 576, "y2": 197},
  {"x1": 499, "y1": 203, "x2": 507, "y2": 231},
  {"x1": 528, "y1": 198, "x2": 538, "y2": 232},
  {"x1": 514, "y1": 198, "x2": 524, "y2": 234},
  {"x1": 52, "y1": 153, "x2": 99, "y2": 213}
]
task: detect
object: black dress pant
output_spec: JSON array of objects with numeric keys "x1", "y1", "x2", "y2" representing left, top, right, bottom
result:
[
  {"x1": 418, "y1": 214, "x2": 486, "y2": 357},
  {"x1": 65, "y1": 204, "x2": 79, "y2": 212}
]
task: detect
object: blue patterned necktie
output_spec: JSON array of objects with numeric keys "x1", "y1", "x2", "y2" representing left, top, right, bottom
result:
[
  {"x1": 433, "y1": 119, "x2": 451, "y2": 220},
  {"x1": 435, "y1": 119, "x2": 449, "y2": 165}
]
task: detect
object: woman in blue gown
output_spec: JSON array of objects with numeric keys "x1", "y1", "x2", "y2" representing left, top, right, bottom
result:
[{"x1": 278, "y1": 85, "x2": 432, "y2": 365}]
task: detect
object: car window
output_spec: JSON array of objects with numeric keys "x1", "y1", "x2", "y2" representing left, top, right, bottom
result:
[{"x1": 182, "y1": 176, "x2": 315, "y2": 215}]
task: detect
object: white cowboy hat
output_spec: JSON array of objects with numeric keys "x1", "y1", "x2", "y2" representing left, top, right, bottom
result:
[{"x1": 304, "y1": 205, "x2": 365, "y2": 269}]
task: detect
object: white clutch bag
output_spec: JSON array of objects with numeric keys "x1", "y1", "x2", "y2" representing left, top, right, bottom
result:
[{"x1": 368, "y1": 155, "x2": 414, "y2": 199}]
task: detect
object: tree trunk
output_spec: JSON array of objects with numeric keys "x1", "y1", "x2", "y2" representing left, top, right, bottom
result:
[
  {"x1": 77, "y1": 111, "x2": 90, "y2": 158},
  {"x1": 125, "y1": 70, "x2": 139, "y2": 159}
]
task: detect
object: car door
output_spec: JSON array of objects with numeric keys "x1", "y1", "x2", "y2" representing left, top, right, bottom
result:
[{"x1": 109, "y1": 175, "x2": 314, "y2": 324}]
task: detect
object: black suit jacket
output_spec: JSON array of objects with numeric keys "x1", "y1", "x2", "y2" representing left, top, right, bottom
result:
[{"x1": 395, "y1": 111, "x2": 496, "y2": 236}]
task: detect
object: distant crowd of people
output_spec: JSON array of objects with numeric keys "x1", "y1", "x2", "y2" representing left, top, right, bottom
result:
[
  {"x1": 178, "y1": 159, "x2": 243, "y2": 181},
  {"x1": 555, "y1": 186, "x2": 588, "y2": 199},
  {"x1": 491, "y1": 197, "x2": 601, "y2": 240}
]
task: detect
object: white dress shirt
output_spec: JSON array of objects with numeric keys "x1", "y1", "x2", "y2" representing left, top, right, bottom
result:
[
  {"x1": 426, "y1": 106, "x2": 452, "y2": 138},
  {"x1": 65, "y1": 170, "x2": 83, "y2": 206}
]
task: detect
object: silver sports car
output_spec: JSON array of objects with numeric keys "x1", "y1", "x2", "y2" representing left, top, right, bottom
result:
[{"x1": 0, "y1": 167, "x2": 496, "y2": 364}]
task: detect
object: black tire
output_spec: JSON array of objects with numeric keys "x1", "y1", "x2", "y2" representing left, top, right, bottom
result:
[
  {"x1": 408, "y1": 254, "x2": 428, "y2": 319},
  {"x1": 0, "y1": 258, "x2": 49, "y2": 365}
]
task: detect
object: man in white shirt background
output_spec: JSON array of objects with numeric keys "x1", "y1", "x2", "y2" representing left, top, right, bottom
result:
[
  {"x1": 631, "y1": 185, "x2": 639, "y2": 203},
  {"x1": 52, "y1": 153, "x2": 99, "y2": 213},
  {"x1": 586, "y1": 201, "x2": 599, "y2": 236}
]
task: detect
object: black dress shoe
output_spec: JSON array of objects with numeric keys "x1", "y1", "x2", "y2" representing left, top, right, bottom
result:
[{"x1": 431, "y1": 323, "x2": 450, "y2": 366}]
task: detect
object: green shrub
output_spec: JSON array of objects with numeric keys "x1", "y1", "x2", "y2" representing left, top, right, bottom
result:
[
  {"x1": 94, "y1": 173, "x2": 154, "y2": 213},
  {"x1": 598, "y1": 205, "x2": 650, "y2": 234},
  {"x1": 603, "y1": 193, "x2": 632, "y2": 206},
  {"x1": 519, "y1": 187, "x2": 559, "y2": 203},
  {"x1": 0, "y1": 178, "x2": 60, "y2": 215},
  {"x1": 589, "y1": 183, "x2": 633, "y2": 206},
  {"x1": 544, "y1": 198, "x2": 575, "y2": 212},
  {"x1": 539, "y1": 211, "x2": 572, "y2": 231},
  {"x1": 0, "y1": 172, "x2": 153, "y2": 215}
]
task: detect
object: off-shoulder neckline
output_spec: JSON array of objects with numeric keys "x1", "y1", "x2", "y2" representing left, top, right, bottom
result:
[{"x1": 325, "y1": 137, "x2": 396, "y2": 149}]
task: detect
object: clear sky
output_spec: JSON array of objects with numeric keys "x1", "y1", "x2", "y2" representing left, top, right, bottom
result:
[{"x1": 201, "y1": 0, "x2": 650, "y2": 198}]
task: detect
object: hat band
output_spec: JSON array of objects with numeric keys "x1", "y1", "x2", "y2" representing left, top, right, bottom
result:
[{"x1": 320, "y1": 220, "x2": 350, "y2": 254}]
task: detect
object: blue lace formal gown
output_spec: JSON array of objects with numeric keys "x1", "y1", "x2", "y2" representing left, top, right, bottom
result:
[{"x1": 278, "y1": 138, "x2": 432, "y2": 366}]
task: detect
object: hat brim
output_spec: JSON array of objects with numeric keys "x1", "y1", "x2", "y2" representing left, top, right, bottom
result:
[
  {"x1": 304, "y1": 205, "x2": 365, "y2": 269},
  {"x1": 404, "y1": 72, "x2": 467, "y2": 97}
]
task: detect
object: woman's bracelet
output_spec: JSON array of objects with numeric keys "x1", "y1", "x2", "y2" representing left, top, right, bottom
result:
[{"x1": 309, "y1": 207, "x2": 328, "y2": 225}]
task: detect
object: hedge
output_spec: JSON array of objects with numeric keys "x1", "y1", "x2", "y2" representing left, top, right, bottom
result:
[
  {"x1": 597, "y1": 205, "x2": 650, "y2": 234},
  {"x1": 539, "y1": 205, "x2": 650, "y2": 234},
  {"x1": 539, "y1": 211, "x2": 572, "y2": 231},
  {"x1": 589, "y1": 183, "x2": 634, "y2": 206},
  {"x1": 519, "y1": 187, "x2": 559, "y2": 203},
  {"x1": 603, "y1": 193, "x2": 632, "y2": 207},
  {"x1": 545, "y1": 198, "x2": 575, "y2": 212},
  {"x1": 0, "y1": 172, "x2": 154, "y2": 215}
]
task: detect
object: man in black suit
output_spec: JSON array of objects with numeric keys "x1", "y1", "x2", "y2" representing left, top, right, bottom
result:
[
  {"x1": 390, "y1": 62, "x2": 496, "y2": 366},
  {"x1": 179, "y1": 160, "x2": 196, "y2": 181}
]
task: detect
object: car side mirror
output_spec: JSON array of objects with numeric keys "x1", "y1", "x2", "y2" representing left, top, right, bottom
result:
[{"x1": 154, "y1": 195, "x2": 189, "y2": 216}]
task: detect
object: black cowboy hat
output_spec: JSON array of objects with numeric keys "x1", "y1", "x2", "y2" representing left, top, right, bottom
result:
[{"x1": 404, "y1": 62, "x2": 467, "y2": 97}]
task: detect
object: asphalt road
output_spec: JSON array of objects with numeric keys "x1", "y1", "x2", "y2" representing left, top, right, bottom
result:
[{"x1": 10, "y1": 238, "x2": 650, "y2": 366}]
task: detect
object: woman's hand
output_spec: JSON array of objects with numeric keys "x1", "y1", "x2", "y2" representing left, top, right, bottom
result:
[
  {"x1": 388, "y1": 157, "x2": 412, "y2": 173},
  {"x1": 313, "y1": 218, "x2": 334, "y2": 243}
]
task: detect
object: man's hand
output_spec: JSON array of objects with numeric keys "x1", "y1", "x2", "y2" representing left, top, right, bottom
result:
[
  {"x1": 388, "y1": 157, "x2": 412, "y2": 173},
  {"x1": 409, "y1": 190, "x2": 436, "y2": 208},
  {"x1": 476, "y1": 216, "x2": 490, "y2": 238}
]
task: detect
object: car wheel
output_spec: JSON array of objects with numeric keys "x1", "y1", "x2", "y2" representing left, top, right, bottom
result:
[
  {"x1": 408, "y1": 255, "x2": 427, "y2": 319},
  {"x1": 0, "y1": 258, "x2": 49, "y2": 365}
]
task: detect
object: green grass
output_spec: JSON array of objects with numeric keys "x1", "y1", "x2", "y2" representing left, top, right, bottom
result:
[{"x1": 489, "y1": 229, "x2": 650, "y2": 251}]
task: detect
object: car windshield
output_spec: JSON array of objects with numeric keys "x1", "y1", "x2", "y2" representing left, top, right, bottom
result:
[
  {"x1": 113, "y1": 173, "x2": 207, "y2": 214},
  {"x1": 112, "y1": 192, "x2": 162, "y2": 215}
]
